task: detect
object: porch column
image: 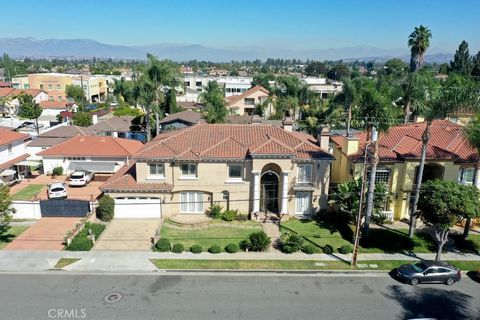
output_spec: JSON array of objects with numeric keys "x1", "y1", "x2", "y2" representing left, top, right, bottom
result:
[
  {"x1": 252, "y1": 171, "x2": 261, "y2": 213},
  {"x1": 280, "y1": 171, "x2": 291, "y2": 214}
]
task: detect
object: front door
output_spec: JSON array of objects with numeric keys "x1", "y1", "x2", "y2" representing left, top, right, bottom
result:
[{"x1": 261, "y1": 172, "x2": 279, "y2": 213}]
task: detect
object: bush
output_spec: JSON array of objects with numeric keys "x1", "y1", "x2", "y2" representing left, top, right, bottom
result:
[
  {"x1": 96, "y1": 195, "x2": 115, "y2": 222},
  {"x1": 239, "y1": 239, "x2": 251, "y2": 251},
  {"x1": 338, "y1": 244, "x2": 353, "y2": 254},
  {"x1": 52, "y1": 166, "x2": 63, "y2": 176},
  {"x1": 190, "y1": 244, "x2": 203, "y2": 254},
  {"x1": 323, "y1": 244, "x2": 333, "y2": 254},
  {"x1": 65, "y1": 222, "x2": 105, "y2": 251},
  {"x1": 208, "y1": 245, "x2": 222, "y2": 254},
  {"x1": 206, "y1": 204, "x2": 223, "y2": 219},
  {"x1": 236, "y1": 213, "x2": 248, "y2": 221},
  {"x1": 222, "y1": 209, "x2": 238, "y2": 221},
  {"x1": 225, "y1": 243, "x2": 239, "y2": 253},
  {"x1": 301, "y1": 244, "x2": 318, "y2": 254},
  {"x1": 155, "y1": 238, "x2": 171, "y2": 252},
  {"x1": 172, "y1": 243, "x2": 184, "y2": 253},
  {"x1": 248, "y1": 231, "x2": 271, "y2": 252},
  {"x1": 279, "y1": 233, "x2": 304, "y2": 254}
]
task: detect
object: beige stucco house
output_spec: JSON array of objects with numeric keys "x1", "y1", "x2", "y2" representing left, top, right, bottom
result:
[
  {"x1": 226, "y1": 85, "x2": 275, "y2": 117},
  {"x1": 101, "y1": 124, "x2": 333, "y2": 219}
]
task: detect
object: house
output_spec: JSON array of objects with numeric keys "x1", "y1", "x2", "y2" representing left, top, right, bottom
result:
[
  {"x1": 226, "y1": 85, "x2": 274, "y2": 117},
  {"x1": 300, "y1": 77, "x2": 342, "y2": 99},
  {"x1": 0, "y1": 88, "x2": 48, "y2": 117},
  {"x1": 101, "y1": 124, "x2": 333, "y2": 219},
  {"x1": 26, "y1": 125, "x2": 89, "y2": 155},
  {"x1": 0, "y1": 128, "x2": 32, "y2": 185},
  {"x1": 158, "y1": 110, "x2": 204, "y2": 131},
  {"x1": 330, "y1": 120, "x2": 478, "y2": 220},
  {"x1": 86, "y1": 115, "x2": 143, "y2": 140},
  {"x1": 38, "y1": 136, "x2": 143, "y2": 175},
  {"x1": 0, "y1": 81, "x2": 11, "y2": 88}
]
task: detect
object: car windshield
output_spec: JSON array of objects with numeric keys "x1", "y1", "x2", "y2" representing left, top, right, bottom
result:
[
  {"x1": 411, "y1": 261, "x2": 428, "y2": 272},
  {"x1": 51, "y1": 187, "x2": 64, "y2": 192},
  {"x1": 71, "y1": 173, "x2": 84, "y2": 179}
]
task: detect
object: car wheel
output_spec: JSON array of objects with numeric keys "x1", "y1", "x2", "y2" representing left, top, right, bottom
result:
[
  {"x1": 410, "y1": 278, "x2": 419, "y2": 286},
  {"x1": 446, "y1": 278, "x2": 455, "y2": 286}
]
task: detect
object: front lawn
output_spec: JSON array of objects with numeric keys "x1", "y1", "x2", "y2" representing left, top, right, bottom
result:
[
  {"x1": 65, "y1": 222, "x2": 106, "y2": 251},
  {"x1": 158, "y1": 220, "x2": 262, "y2": 252},
  {"x1": 54, "y1": 258, "x2": 81, "y2": 269},
  {"x1": 11, "y1": 184, "x2": 45, "y2": 201},
  {"x1": 0, "y1": 225, "x2": 29, "y2": 249},
  {"x1": 451, "y1": 233, "x2": 480, "y2": 254}
]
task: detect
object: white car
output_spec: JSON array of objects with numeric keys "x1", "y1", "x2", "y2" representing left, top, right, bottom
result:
[
  {"x1": 69, "y1": 170, "x2": 95, "y2": 187},
  {"x1": 48, "y1": 182, "x2": 67, "y2": 199}
]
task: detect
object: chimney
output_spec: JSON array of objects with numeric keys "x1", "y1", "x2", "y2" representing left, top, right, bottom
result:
[
  {"x1": 92, "y1": 114, "x2": 98, "y2": 125},
  {"x1": 413, "y1": 114, "x2": 425, "y2": 123},
  {"x1": 282, "y1": 116, "x2": 293, "y2": 132},
  {"x1": 317, "y1": 125, "x2": 330, "y2": 150},
  {"x1": 342, "y1": 135, "x2": 359, "y2": 155}
]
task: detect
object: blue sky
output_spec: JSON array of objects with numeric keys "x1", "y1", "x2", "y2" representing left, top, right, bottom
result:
[{"x1": 2, "y1": 0, "x2": 479, "y2": 52}]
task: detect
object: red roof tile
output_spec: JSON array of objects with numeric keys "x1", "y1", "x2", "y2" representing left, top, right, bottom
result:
[
  {"x1": 0, "y1": 128, "x2": 29, "y2": 147},
  {"x1": 39, "y1": 101, "x2": 69, "y2": 109}
]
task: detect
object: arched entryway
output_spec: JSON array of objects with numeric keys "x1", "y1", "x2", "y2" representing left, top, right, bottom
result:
[{"x1": 261, "y1": 170, "x2": 279, "y2": 213}]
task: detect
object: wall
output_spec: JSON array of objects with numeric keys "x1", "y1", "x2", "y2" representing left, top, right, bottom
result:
[
  {"x1": 0, "y1": 139, "x2": 27, "y2": 165},
  {"x1": 41, "y1": 156, "x2": 126, "y2": 174},
  {"x1": 12, "y1": 201, "x2": 42, "y2": 219}
]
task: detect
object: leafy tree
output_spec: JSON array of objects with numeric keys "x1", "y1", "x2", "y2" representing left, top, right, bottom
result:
[
  {"x1": 327, "y1": 63, "x2": 350, "y2": 81},
  {"x1": 298, "y1": 98, "x2": 342, "y2": 136},
  {"x1": 438, "y1": 63, "x2": 449, "y2": 74},
  {"x1": 166, "y1": 88, "x2": 179, "y2": 114},
  {"x1": 408, "y1": 25, "x2": 432, "y2": 72},
  {"x1": 418, "y1": 180, "x2": 480, "y2": 260},
  {"x1": 200, "y1": 81, "x2": 227, "y2": 123},
  {"x1": 0, "y1": 185, "x2": 14, "y2": 223},
  {"x1": 72, "y1": 112, "x2": 92, "y2": 127},
  {"x1": 113, "y1": 106, "x2": 143, "y2": 117},
  {"x1": 471, "y1": 51, "x2": 480, "y2": 81},
  {"x1": 450, "y1": 40, "x2": 473, "y2": 76},
  {"x1": 65, "y1": 85, "x2": 86, "y2": 104},
  {"x1": 304, "y1": 61, "x2": 328, "y2": 77},
  {"x1": 2, "y1": 53, "x2": 14, "y2": 81},
  {"x1": 251, "y1": 73, "x2": 275, "y2": 91},
  {"x1": 17, "y1": 94, "x2": 43, "y2": 133},
  {"x1": 384, "y1": 58, "x2": 407, "y2": 78}
]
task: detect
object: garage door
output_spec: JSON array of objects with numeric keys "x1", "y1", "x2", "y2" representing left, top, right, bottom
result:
[{"x1": 114, "y1": 198, "x2": 162, "y2": 218}]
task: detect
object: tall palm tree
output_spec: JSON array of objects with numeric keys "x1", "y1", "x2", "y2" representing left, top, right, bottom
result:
[{"x1": 408, "y1": 25, "x2": 432, "y2": 72}]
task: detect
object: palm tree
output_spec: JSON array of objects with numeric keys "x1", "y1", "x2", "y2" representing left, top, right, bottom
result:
[
  {"x1": 200, "y1": 81, "x2": 227, "y2": 123},
  {"x1": 408, "y1": 25, "x2": 432, "y2": 72},
  {"x1": 298, "y1": 98, "x2": 342, "y2": 136}
]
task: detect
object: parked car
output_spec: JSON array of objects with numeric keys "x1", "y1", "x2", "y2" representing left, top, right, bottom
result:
[
  {"x1": 69, "y1": 170, "x2": 95, "y2": 187},
  {"x1": 396, "y1": 260, "x2": 461, "y2": 286},
  {"x1": 48, "y1": 182, "x2": 67, "y2": 199}
]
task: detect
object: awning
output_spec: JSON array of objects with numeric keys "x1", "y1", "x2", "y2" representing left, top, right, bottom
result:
[
  {"x1": 17, "y1": 160, "x2": 41, "y2": 166},
  {"x1": 68, "y1": 161, "x2": 116, "y2": 173},
  {"x1": 0, "y1": 169, "x2": 16, "y2": 176}
]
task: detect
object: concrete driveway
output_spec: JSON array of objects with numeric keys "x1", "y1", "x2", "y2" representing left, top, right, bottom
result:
[
  {"x1": 4, "y1": 218, "x2": 78, "y2": 251},
  {"x1": 93, "y1": 219, "x2": 162, "y2": 251}
]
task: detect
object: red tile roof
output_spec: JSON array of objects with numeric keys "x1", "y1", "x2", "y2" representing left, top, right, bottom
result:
[
  {"x1": 226, "y1": 85, "x2": 270, "y2": 105},
  {"x1": 38, "y1": 136, "x2": 143, "y2": 157},
  {"x1": 331, "y1": 120, "x2": 478, "y2": 163},
  {"x1": 0, "y1": 128, "x2": 30, "y2": 147},
  {"x1": 0, "y1": 153, "x2": 29, "y2": 171},
  {"x1": 0, "y1": 88, "x2": 45, "y2": 98},
  {"x1": 134, "y1": 124, "x2": 332, "y2": 161},
  {"x1": 38, "y1": 101, "x2": 69, "y2": 109},
  {"x1": 0, "y1": 81, "x2": 11, "y2": 88}
]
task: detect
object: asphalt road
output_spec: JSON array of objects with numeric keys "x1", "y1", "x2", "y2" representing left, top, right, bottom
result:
[{"x1": 1, "y1": 272, "x2": 479, "y2": 320}]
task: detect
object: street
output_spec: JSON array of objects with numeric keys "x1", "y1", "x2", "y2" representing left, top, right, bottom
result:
[{"x1": 0, "y1": 272, "x2": 479, "y2": 320}]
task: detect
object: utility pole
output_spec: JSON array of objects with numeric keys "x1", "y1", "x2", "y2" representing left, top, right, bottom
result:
[
  {"x1": 346, "y1": 105, "x2": 352, "y2": 137},
  {"x1": 363, "y1": 126, "x2": 378, "y2": 237}
]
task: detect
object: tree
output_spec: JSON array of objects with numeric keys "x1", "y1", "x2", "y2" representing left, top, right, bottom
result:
[
  {"x1": 166, "y1": 88, "x2": 179, "y2": 114},
  {"x1": 17, "y1": 94, "x2": 43, "y2": 134},
  {"x1": 327, "y1": 63, "x2": 350, "y2": 81},
  {"x1": 72, "y1": 112, "x2": 92, "y2": 127},
  {"x1": 384, "y1": 58, "x2": 407, "y2": 78},
  {"x1": 201, "y1": 81, "x2": 227, "y2": 123},
  {"x1": 304, "y1": 61, "x2": 328, "y2": 77},
  {"x1": 2, "y1": 53, "x2": 14, "y2": 81},
  {"x1": 298, "y1": 98, "x2": 342, "y2": 136},
  {"x1": 408, "y1": 25, "x2": 432, "y2": 72},
  {"x1": 0, "y1": 185, "x2": 14, "y2": 223},
  {"x1": 251, "y1": 73, "x2": 275, "y2": 91},
  {"x1": 417, "y1": 180, "x2": 480, "y2": 261},
  {"x1": 65, "y1": 85, "x2": 86, "y2": 105},
  {"x1": 450, "y1": 40, "x2": 472, "y2": 76},
  {"x1": 471, "y1": 51, "x2": 480, "y2": 81},
  {"x1": 113, "y1": 106, "x2": 143, "y2": 117}
]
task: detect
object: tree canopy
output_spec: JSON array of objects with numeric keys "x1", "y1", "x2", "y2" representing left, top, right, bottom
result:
[
  {"x1": 65, "y1": 85, "x2": 86, "y2": 104},
  {"x1": 408, "y1": 25, "x2": 432, "y2": 72},
  {"x1": 17, "y1": 94, "x2": 43, "y2": 133},
  {"x1": 200, "y1": 81, "x2": 227, "y2": 123}
]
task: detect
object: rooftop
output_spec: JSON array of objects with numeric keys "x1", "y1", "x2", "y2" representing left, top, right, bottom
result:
[
  {"x1": 158, "y1": 110, "x2": 204, "y2": 125},
  {"x1": 0, "y1": 127, "x2": 30, "y2": 147}
]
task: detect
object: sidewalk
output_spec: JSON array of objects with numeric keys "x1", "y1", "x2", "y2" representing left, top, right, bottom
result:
[{"x1": 0, "y1": 250, "x2": 478, "y2": 273}]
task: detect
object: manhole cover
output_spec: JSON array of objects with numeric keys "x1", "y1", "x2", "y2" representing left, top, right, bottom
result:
[{"x1": 104, "y1": 292, "x2": 123, "y2": 303}]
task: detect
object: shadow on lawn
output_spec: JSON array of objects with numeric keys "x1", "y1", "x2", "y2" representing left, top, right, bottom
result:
[{"x1": 450, "y1": 234, "x2": 480, "y2": 254}]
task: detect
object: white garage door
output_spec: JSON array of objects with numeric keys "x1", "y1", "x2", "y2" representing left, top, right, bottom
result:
[{"x1": 114, "y1": 198, "x2": 162, "y2": 218}]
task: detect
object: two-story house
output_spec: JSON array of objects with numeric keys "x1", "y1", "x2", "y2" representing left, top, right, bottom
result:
[
  {"x1": 226, "y1": 85, "x2": 275, "y2": 117},
  {"x1": 330, "y1": 120, "x2": 478, "y2": 221},
  {"x1": 101, "y1": 124, "x2": 333, "y2": 219},
  {"x1": 0, "y1": 128, "x2": 31, "y2": 185}
]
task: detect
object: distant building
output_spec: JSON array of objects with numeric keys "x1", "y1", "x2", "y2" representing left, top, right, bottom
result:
[
  {"x1": 180, "y1": 76, "x2": 253, "y2": 102},
  {"x1": 300, "y1": 77, "x2": 342, "y2": 99},
  {"x1": 158, "y1": 110, "x2": 205, "y2": 131},
  {"x1": 226, "y1": 85, "x2": 274, "y2": 117}
]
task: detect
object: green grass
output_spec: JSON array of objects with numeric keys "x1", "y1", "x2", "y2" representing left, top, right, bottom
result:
[
  {"x1": 54, "y1": 258, "x2": 80, "y2": 269},
  {"x1": 158, "y1": 221, "x2": 262, "y2": 252},
  {"x1": 11, "y1": 184, "x2": 45, "y2": 201},
  {"x1": 450, "y1": 233, "x2": 480, "y2": 254},
  {"x1": 65, "y1": 222, "x2": 106, "y2": 251},
  {"x1": 0, "y1": 225, "x2": 29, "y2": 249}
]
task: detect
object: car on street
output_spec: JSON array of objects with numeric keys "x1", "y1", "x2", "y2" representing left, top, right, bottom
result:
[
  {"x1": 47, "y1": 182, "x2": 67, "y2": 199},
  {"x1": 396, "y1": 260, "x2": 461, "y2": 286},
  {"x1": 69, "y1": 170, "x2": 95, "y2": 187}
]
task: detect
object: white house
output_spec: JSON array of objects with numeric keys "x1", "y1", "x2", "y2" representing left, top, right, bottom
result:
[{"x1": 0, "y1": 128, "x2": 32, "y2": 185}]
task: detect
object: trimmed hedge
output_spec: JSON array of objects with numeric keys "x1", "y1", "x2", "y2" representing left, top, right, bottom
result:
[
  {"x1": 155, "y1": 238, "x2": 171, "y2": 252},
  {"x1": 225, "y1": 243, "x2": 239, "y2": 253},
  {"x1": 323, "y1": 244, "x2": 334, "y2": 254},
  {"x1": 301, "y1": 244, "x2": 317, "y2": 254},
  {"x1": 172, "y1": 243, "x2": 184, "y2": 253},
  {"x1": 208, "y1": 245, "x2": 222, "y2": 254},
  {"x1": 190, "y1": 244, "x2": 203, "y2": 254},
  {"x1": 96, "y1": 195, "x2": 115, "y2": 222},
  {"x1": 338, "y1": 244, "x2": 353, "y2": 254},
  {"x1": 222, "y1": 209, "x2": 237, "y2": 221},
  {"x1": 65, "y1": 222, "x2": 105, "y2": 251},
  {"x1": 52, "y1": 166, "x2": 63, "y2": 176}
]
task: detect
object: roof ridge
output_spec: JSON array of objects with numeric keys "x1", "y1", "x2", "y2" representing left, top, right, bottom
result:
[
  {"x1": 200, "y1": 137, "x2": 231, "y2": 155},
  {"x1": 176, "y1": 147, "x2": 199, "y2": 159},
  {"x1": 112, "y1": 136, "x2": 135, "y2": 156}
]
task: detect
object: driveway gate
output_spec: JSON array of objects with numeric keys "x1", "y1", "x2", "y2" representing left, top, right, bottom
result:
[{"x1": 40, "y1": 199, "x2": 90, "y2": 217}]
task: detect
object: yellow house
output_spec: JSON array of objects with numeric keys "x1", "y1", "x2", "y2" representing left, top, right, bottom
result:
[{"x1": 330, "y1": 120, "x2": 478, "y2": 221}]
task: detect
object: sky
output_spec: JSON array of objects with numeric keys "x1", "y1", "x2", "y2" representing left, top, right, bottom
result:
[{"x1": 1, "y1": 0, "x2": 479, "y2": 52}]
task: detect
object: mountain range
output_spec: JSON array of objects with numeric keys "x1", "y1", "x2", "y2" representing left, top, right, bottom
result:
[{"x1": 0, "y1": 37, "x2": 453, "y2": 63}]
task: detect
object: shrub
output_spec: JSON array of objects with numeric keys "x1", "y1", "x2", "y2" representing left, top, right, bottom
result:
[
  {"x1": 302, "y1": 244, "x2": 318, "y2": 254},
  {"x1": 239, "y1": 239, "x2": 251, "y2": 251},
  {"x1": 172, "y1": 243, "x2": 184, "y2": 253},
  {"x1": 206, "y1": 204, "x2": 223, "y2": 219},
  {"x1": 225, "y1": 243, "x2": 239, "y2": 253},
  {"x1": 222, "y1": 209, "x2": 237, "y2": 221},
  {"x1": 190, "y1": 245, "x2": 203, "y2": 254},
  {"x1": 52, "y1": 166, "x2": 64, "y2": 176},
  {"x1": 208, "y1": 244, "x2": 222, "y2": 254},
  {"x1": 65, "y1": 222, "x2": 105, "y2": 251},
  {"x1": 338, "y1": 244, "x2": 353, "y2": 254},
  {"x1": 248, "y1": 231, "x2": 271, "y2": 252},
  {"x1": 236, "y1": 213, "x2": 248, "y2": 221},
  {"x1": 279, "y1": 232, "x2": 304, "y2": 253},
  {"x1": 96, "y1": 195, "x2": 115, "y2": 222},
  {"x1": 155, "y1": 238, "x2": 171, "y2": 252},
  {"x1": 323, "y1": 244, "x2": 333, "y2": 254}
]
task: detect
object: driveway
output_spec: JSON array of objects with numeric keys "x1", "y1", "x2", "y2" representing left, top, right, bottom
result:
[
  {"x1": 4, "y1": 218, "x2": 78, "y2": 251},
  {"x1": 93, "y1": 219, "x2": 162, "y2": 251}
]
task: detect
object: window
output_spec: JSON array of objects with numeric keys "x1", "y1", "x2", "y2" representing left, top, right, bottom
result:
[
  {"x1": 459, "y1": 168, "x2": 474, "y2": 185},
  {"x1": 49, "y1": 96, "x2": 54, "y2": 101},
  {"x1": 184, "y1": 81, "x2": 190, "y2": 87},
  {"x1": 195, "y1": 81, "x2": 202, "y2": 87},
  {"x1": 367, "y1": 168, "x2": 390, "y2": 185},
  {"x1": 58, "y1": 96, "x2": 63, "y2": 101},
  {"x1": 24, "y1": 84, "x2": 29, "y2": 89},
  {"x1": 48, "y1": 84, "x2": 52, "y2": 90},
  {"x1": 180, "y1": 192, "x2": 204, "y2": 213},
  {"x1": 149, "y1": 164, "x2": 165, "y2": 177},
  {"x1": 7, "y1": 144, "x2": 12, "y2": 154},
  {"x1": 39, "y1": 84, "x2": 44, "y2": 90},
  {"x1": 228, "y1": 164, "x2": 243, "y2": 179},
  {"x1": 67, "y1": 157, "x2": 86, "y2": 161},
  {"x1": 57, "y1": 84, "x2": 61, "y2": 90},
  {"x1": 181, "y1": 163, "x2": 197, "y2": 177},
  {"x1": 295, "y1": 192, "x2": 311, "y2": 215},
  {"x1": 297, "y1": 164, "x2": 313, "y2": 183},
  {"x1": 244, "y1": 98, "x2": 255, "y2": 105}
]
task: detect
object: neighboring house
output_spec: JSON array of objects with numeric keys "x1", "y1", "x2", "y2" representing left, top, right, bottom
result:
[
  {"x1": 26, "y1": 125, "x2": 89, "y2": 155},
  {"x1": 0, "y1": 81, "x2": 12, "y2": 88},
  {"x1": 38, "y1": 136, "x2": 143, "y2": 174},
  {"x1": 158, "y1": 110, "x2": 204, "y2": 131},
  {"x1": 101, "y1": 124, "x2": 333, "y2": 219},
  {"x1": 0, "y1": 88, "x2": 48, "y2": 117},
  {"x1": 330, "y1": 120, "x2": 478, "y2": 221},
  {"x1": 0, "y1": 128, "x2": 32, "y2": 185},
  {"x1": 86, "y1": 115, "x2": 143, "y2": 140},
  {"x1": 176, "y1": 101, "x2": 204, "y2": 112},
  {"x1": 300, "y1": 77, "x2": 342, "y2": 99},
  {"x1": 226, "y1": 85, "x2": 274, "y2": 117}
]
